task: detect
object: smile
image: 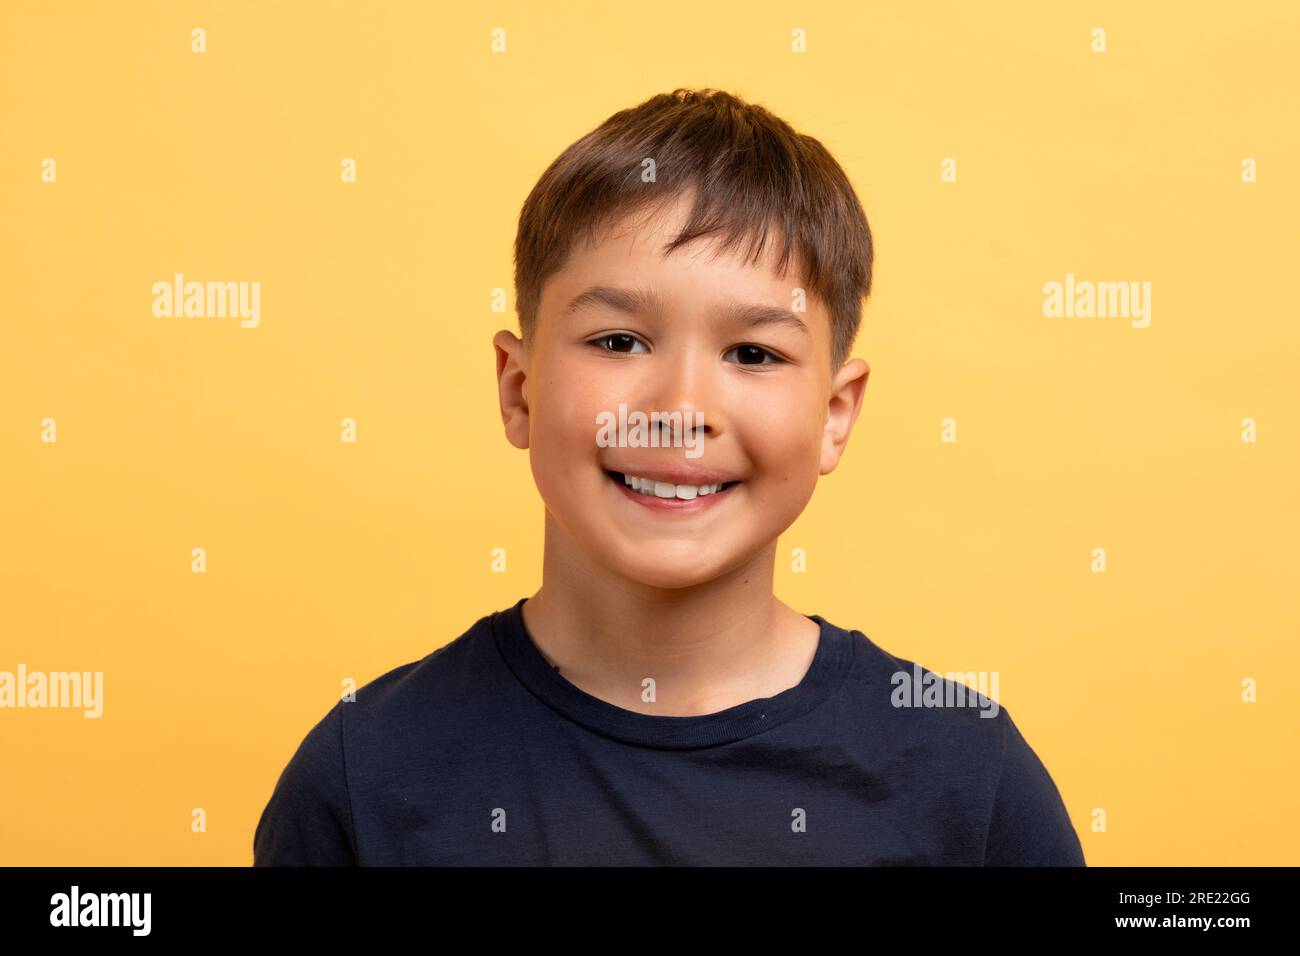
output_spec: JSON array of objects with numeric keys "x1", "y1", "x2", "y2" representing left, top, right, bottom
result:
[{"x1": 605, "y1": 470, "x2": 741, "y2": 509}]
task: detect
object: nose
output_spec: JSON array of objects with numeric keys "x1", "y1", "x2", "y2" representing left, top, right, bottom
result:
[{"x1": 643, "y1": 345, "x2": 720, "y2": 445}]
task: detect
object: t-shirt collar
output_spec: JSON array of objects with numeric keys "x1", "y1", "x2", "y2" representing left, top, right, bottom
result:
[{"x1": 491, "y1": 597, "x2": 855, "y2": 749}]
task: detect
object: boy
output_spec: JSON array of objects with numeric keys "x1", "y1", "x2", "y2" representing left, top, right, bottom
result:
[{"x1": 254, "y1": 88, "x2": 1085, "y2": 866}]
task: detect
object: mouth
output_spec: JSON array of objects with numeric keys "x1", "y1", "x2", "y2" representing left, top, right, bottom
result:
[{"x1": 605, "y1": 469, "x2": 741, "y2": 510}]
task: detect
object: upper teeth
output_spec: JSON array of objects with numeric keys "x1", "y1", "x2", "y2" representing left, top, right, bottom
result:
[{"x1": 622, "y1": 473, "x2": 729, "y2": 499}]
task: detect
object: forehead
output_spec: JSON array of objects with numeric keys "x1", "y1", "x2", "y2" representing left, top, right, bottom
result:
[{"x1": 544, "y1": 190, "x2": 818, "y2": 318}]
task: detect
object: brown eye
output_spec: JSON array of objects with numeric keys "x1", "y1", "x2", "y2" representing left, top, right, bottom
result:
[
  {"x1": 589, "y1": 333, "x2": 647, "y2": 354},
  {"x1": 725, "y1": 344, "x2": 781, "y2": 365}
]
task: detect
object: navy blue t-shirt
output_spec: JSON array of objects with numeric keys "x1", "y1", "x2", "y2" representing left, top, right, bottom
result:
[{"x1": 253, "y1": 598, "x2": 1085, "y2": 865}]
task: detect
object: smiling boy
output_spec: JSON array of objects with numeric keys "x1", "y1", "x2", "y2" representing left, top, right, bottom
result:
[{"x1": 254, "y1": 88, "x2": 1085, "y2": 866}]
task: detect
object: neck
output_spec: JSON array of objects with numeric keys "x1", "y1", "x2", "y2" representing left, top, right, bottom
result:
[{"x1": 520, "y1": 511, "x2": 819, "y2": 717}]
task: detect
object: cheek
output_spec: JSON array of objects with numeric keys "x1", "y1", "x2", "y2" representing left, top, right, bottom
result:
[
  {"x1": 746, "y1": 394, "x2": 824, "y2": 467},
  {"x1": 736, "y1": 397, "x2": 823, "y2": 512},
  {"x1": 527, "y1": 382, "x2": 606, "y2": 494}
]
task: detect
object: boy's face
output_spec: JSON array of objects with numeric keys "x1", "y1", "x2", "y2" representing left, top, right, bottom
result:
[{"x1": 495, "y1": 191, "x2": 868, "y2": 590}]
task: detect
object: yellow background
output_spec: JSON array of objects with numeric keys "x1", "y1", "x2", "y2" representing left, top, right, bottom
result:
[{"x1": 2, "y1": 0, "x2": 1297, "y2": 866}]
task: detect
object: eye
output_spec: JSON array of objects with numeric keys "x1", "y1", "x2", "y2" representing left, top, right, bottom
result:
[
  {"x1": 724, "y1": 344, "x2": 784, "y2": 366},
  {"x1": 587, "y1": 333, "x2": 648, "y2": 354}
]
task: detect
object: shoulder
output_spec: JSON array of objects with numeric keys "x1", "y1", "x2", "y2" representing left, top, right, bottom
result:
[
  {"x1": 842, "y1": 631, "x2": 1007, "y2": 758},
  {"x1": 253, "y1": 605, "x2": 505, "y2": 864},
  {"x1": 982, "y1": 702, "x2": 1086, "y2": 865},
  {"x1": 336, "y1": 605, "x2": 507, "y2": 745},
  {"x1": 253, "y1": 698, "x2": 354, "y2": 865},
  {"x1": 839, "y1": 630, "x2": 1085, "y2": 865}
]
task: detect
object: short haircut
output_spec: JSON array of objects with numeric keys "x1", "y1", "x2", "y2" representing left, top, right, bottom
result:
[{"x1": 512, "y1": 88, "x2": 875, "y2": 371}]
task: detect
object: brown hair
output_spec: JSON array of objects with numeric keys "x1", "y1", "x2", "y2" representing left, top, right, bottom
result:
[{"x1": 512, "y1": 88, "x2": 875, "y2": 371}]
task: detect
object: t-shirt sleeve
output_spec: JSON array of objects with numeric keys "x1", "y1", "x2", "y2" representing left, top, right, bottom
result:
[
  {"x1": 253, "y1": 701, "x2": 358, "y2": 866},
  {"x1": 982, "y1": 708, "x2": 1085, "y2": 866}
]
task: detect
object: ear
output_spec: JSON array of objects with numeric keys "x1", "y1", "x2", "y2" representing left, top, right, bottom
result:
[
  {"x1": 493, "y1": 329, "x2": 530, "y2": 450},
  {"x1": 819, "y1": 357, "x2": 869, "y2": 475}
]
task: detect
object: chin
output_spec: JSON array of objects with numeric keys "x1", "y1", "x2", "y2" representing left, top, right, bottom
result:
[
  {"x1": 598, "y1": 543, "x2": 730, "y2": 590},
  {"x1": 619, "y1": 568, "x2": 724, "y2": 590}
]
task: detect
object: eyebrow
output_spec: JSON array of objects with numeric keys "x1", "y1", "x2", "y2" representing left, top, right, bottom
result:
[{"x1": 565, "y1": 285, "x2": 809, "y2": 336}]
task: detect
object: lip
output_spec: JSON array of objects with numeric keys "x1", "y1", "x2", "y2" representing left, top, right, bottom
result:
[
  {"x1": 605, "y1": 468, "x2": 740, "y2": 513},
  {"x1": 603, "y1": 462, "x2": 740, "y2": 486}
]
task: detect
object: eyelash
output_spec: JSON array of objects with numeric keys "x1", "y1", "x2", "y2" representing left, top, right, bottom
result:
[{"x1": 585, "y1": 333, "x2": 786, "y2": 366}]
